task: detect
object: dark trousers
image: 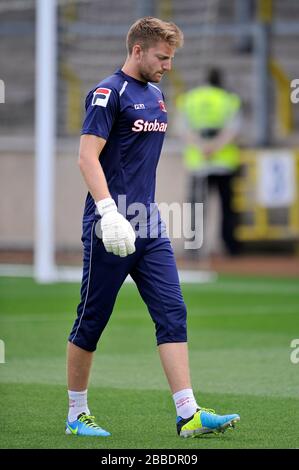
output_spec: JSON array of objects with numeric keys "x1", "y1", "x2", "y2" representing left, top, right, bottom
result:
[
  {"x1": 189, "y1": 171, "x2": 240, "y2": 256},
  {"x1": 69, "y1": 219, "x2": 187, "y2": 352}
]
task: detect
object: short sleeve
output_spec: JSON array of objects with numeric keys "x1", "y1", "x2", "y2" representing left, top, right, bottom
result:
[{"x1": 81, "y1": 86, "x2": 119, "y2": 140}]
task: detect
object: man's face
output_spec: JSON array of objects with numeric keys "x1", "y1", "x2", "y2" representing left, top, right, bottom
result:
[{"x1": 136, "y1": 41, "x2": 175, "y2": 83}]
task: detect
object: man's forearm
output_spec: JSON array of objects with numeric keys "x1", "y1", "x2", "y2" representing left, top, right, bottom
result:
[
  {"x1": 78, "y1": 157, "x2": 111, "y2": 203},
  {"x1": 209, "y1": 127, "x2": 237, "y2": 153},
  {"x1": 78, "y1": 134, "x2": 111, "y2": 203}
]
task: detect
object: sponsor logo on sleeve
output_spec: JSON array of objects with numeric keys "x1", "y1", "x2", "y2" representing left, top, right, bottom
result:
[{"x1": 92, "y1": 88, "x2": 112, "y2": 107}]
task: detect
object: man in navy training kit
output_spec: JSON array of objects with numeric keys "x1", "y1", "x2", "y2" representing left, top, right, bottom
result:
[{"x1": 66, "y1": 17, "x2": 240, "y2": 438}]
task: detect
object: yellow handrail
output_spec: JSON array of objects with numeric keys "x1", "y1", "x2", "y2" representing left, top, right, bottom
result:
[
  {"x1": 257, "y1": 0, "x2": 273, "y2": 23},
  {"x1": 60, "y1": 63, "x2": 82, "y2": 134},
  {"x1": 269, "y1": 60, "x2": 294, "y2": 136}
]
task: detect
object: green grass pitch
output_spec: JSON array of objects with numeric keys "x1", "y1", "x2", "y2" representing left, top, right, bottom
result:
[{"x1": 0, "y1": 274, "x2": 298, "y2": 449}]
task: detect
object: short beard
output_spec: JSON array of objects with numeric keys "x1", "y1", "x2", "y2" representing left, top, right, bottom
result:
[
  {"x1": 139, "y1": 70, "x2": 154, "y2": 83},
  {"x1": 139, "y1": 63, "x2": 162, "y2": 83}
]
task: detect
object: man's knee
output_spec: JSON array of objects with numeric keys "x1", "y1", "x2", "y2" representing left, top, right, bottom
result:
[{"x1": 156, "y1": 302, "x2": 187, "y2": 345}]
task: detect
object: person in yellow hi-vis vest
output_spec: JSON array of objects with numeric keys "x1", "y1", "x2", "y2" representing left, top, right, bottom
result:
[{"x1": 176, "y1": 68, "x2": 241, "y2": 256}]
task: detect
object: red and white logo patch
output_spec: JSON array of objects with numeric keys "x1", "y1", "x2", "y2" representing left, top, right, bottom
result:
[
  {"x1": 92, "y1": 87, "x2": 112, "y2": 107},
  {"x1": 158, "y1": 100, "x2": 167, "y2": 112}
]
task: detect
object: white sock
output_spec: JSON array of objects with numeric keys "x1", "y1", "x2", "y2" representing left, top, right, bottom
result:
[
  {"x1": 173, "y1": 388, "x2": 198, "y2": 419},
  {"x1": 68, "y1": 389, "x2": 90, "y2": 422}
]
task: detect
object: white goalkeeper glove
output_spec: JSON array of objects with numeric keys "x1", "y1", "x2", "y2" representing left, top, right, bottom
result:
[{"x1": 96, "y1": 198, "x2": 136, "y2": 257}]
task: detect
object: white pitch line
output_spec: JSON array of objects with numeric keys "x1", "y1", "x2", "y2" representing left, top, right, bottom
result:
[{"x1": 0, "y1": 264, "x2": 217, "y2": 284}]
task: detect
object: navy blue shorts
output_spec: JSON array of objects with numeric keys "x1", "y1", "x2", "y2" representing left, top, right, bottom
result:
[{"x1": 69, "y1": 219, "x2": 187, "y2": 352}]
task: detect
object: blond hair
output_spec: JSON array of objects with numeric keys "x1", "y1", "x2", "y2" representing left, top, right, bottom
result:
[{"x1": 126, "y1": 17, "x2": 184, "y2": 54}]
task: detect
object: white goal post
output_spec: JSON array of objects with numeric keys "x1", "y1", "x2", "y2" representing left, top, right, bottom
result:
[{"x1": 34, "y1": 0, "x2": 57, "y2": 282}]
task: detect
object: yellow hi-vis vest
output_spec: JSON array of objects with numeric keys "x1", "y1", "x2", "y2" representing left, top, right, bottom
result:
[{"x1": 176, "y1": 86, "x2": 241, "y2": 171}]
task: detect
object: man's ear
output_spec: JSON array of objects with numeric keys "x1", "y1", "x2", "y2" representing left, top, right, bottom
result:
[{"x1": 132, "y1": 44, "x2": 143, "y2": 61}]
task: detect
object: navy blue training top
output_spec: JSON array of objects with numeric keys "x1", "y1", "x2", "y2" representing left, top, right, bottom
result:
[{"x1": 81, "y1": 69, "x2": 168, "y2": 220}]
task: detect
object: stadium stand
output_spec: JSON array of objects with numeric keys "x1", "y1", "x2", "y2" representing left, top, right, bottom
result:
[{"x1": 0, "y1": 0, "x2": 298, "y2": 144}]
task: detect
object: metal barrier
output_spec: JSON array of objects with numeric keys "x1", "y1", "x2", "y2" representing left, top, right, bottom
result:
[{"x1": 233, "y1": 149, "x2": 299, "y2": 241}]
